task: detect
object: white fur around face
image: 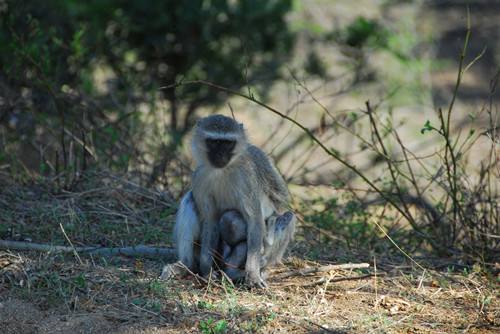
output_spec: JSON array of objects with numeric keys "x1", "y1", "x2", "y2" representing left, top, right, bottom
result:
[
  {"x1": 190, "y1": 128, "x2": 247, "y2": 169},
  {"x1": 203, "y1": 131, "x2": 241, "y2": 140}
]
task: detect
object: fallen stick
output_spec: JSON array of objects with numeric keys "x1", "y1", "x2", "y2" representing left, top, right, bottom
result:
[
  {"x1": 276, "y1": 262, "x2": 370, "y2": 279},
  {"x1": 0, "y1": 240, "x2": 176, "y2": 260},
  {"x1": 301, "y1": 273, "x2": 385, "y2": 287}
]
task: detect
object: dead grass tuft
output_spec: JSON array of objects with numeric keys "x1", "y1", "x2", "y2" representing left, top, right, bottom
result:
[
  {"x1": 0, "y1": 249, "x2": 498, "y2": 333},
  {"x1": 0, "y1": 171, "x2": 176, "y2": 248},
  {"x1": 0, "y1": 174, "x2": 498, "y2": 333}
]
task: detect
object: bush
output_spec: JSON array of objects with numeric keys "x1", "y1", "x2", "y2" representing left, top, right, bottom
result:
[{"x1": 0, "y1": 0, "x2": 294, "y2": 184}]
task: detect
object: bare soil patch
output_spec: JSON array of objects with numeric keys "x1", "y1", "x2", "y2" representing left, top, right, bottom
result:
[
  {"x1": 0, "y1": 174, "x2": 498, "y2": 333},
  {"x1": 1, "y1": 250, "x2": 498, "y2": 333}
]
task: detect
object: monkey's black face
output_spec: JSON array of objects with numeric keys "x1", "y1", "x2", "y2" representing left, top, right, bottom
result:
[{"x1": 206, "y1": 138, "x2": 237, "y2": 168}]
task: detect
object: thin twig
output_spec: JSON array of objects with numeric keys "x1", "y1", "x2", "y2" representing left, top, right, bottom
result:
[
  {"x1": 131, "y1": 302, "x2": 169, "y2": 323},
  {"x1": 59, "y1": 222, "x2": 83, "y2": 265},
  {"x1": 297, "y1": 273, "x2": 379, "y2": 288},
  {"x1": 276, "y1": 263, "x2": 369, "y2": 279}
]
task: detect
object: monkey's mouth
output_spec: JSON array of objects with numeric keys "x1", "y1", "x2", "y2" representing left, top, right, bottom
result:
[
  {"x1": 208, "y1": 152, "x2": 232, "y2": 168},
  {"x1": 206, "y1": 138, "x2": 236, "y2": 168}
]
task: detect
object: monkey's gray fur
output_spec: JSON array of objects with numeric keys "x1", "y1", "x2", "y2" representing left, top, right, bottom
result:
[
  {"x1": 170, "y1": 114, "x2": 295, "y2": 287},
  {"x1": 173, "y1": 191, "x2": 200, "y2": 271}
]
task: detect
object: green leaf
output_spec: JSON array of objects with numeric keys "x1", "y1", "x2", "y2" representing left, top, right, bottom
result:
[{"x1": 420, "y1": 120, "x2": 433, "y2": 134}]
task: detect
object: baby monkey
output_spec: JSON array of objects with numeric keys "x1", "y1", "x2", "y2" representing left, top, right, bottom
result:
[{"x1": 218, "y1": 210, "x2": 295, "y2": 281}]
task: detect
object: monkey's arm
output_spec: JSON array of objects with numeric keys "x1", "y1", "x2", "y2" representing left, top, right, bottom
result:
[
  {"x1": 197, "y1": 202, "x2": 220, "y2": 277},
  {"x1": 191, "y1": 168, "x2": 219, "y2": 277}
]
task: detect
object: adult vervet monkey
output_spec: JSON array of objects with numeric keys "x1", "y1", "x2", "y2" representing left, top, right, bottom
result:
[{"x1": 172, "y1": 114, "x2": 295, "y2": 287}]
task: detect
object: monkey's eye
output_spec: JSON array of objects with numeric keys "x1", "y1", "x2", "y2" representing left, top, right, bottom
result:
[
  {"x1": 206, "y1": 139, "x2": 236, "y2": 151},
  {"x1": 224, "y1": 140, "x2": 236, "y2": 151}
]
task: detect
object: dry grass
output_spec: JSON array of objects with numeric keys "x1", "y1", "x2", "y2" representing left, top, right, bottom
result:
[
  {"x1": 0, "y1": 173, "x2": 498, "y2": 333},
  {"x1": 0, "y1": 171, "x2": 176, "y2": 247},
  {"x1": 0, "y1": 250, "x2": 498, "y2": 333}
]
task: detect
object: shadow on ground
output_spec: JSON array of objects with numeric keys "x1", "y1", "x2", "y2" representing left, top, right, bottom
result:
[{"x1": 425, "y1": 0, "x2": 500, "y2": 106}]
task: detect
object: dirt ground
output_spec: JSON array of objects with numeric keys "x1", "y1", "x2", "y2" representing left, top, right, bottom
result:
[
  {"x1": 1, "y1": 1, "x2": 499, "y2": 333},
  {"x1": 0, "y1": 173, "x2": 497, "y2": 333},
  {"x1": 0, "y1": 251, "x2": 498, "y2": 334}
]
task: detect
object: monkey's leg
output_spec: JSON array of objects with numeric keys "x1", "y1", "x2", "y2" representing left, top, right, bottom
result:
[
  {"x1": 220, "y1": 211, "x2": 281, "y2": 263},
  {"x1": 217, "y1": 210, "x2": 245, "y2": 265},
  {"x1": 223, "y1": 241, "x2": 247, "y2": 282},
  {"x1": 218, "y1": 210, "x2": 295, "y2": 284},
  {"x1": 244, "y1": 207, "x2": 267, "y2": 288},
  {"x1": 269, "y1": 211, "x2": 296, "y2": 266},
  {"x1": 261, "y1": 211, "x2": 296, "y2": 269},
  {"x1": 218, "y1": 210, "x2": 246, "y2": 281},
  {"x1": 172, "y1": 191, "x2": 200, "y2": 272},
  {"x1": 218, "y1": 207, "x2": 266, "y2": 287},
  {"x1": 260, "y1": 214, "x2": 276, "y2": 267},
  {"x1": 263, "y1": 215, "x2": 276, "y2": 250}
]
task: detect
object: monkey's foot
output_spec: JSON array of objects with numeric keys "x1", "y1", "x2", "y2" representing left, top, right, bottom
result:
[
  {"x1": 207, "y1": 269, "x2": 221, "y2": 281},
  {"x1": 159, "y1": 261, "x2": 187, "y2": 280},
  {"x1": 276, "y1": 211, "x2": 295, "y2": 231},
  {"x1": 223, "y1": 268, "x2": 246, "y2": 283},
  {"x1": 260, "y1": 269, "x2": 270, "y2": 281},
  {"x1": 246, "y1": 273, "x2": 268, "y2": 289}
]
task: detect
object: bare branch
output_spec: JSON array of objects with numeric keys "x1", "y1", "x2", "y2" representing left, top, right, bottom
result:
[
  {"x1": 276, "y1": 263, "x2": 370, "y2": 279},
  {"x1": 0, "y1": 240, "x2": 176, "y2": 261}
]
